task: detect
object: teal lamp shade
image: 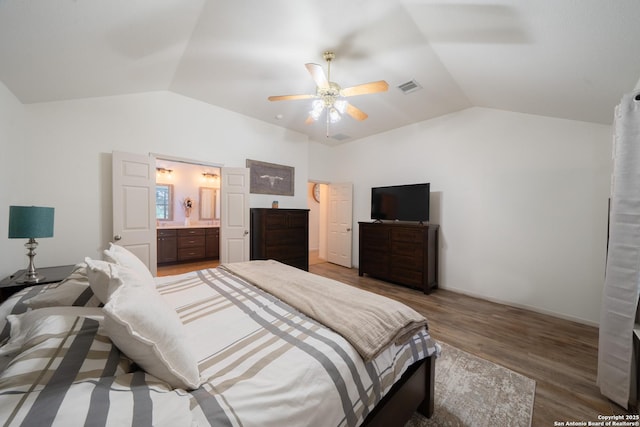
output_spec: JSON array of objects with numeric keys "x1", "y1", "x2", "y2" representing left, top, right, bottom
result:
[
  {"x1": 8, "y1": 206, "x2": 54, "y2": 284},
  {"x1": 8, "y1": 206, "x2": 54, "y2": 238}
]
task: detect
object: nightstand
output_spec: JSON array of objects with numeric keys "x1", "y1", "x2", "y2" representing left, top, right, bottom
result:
[{"x1": 0, "y1": 264, "x2": 75, "y2": 303}]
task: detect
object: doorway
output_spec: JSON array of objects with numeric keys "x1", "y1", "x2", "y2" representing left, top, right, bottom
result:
[
  {"x1": 307, "y1": 181, "x2": 353, "y2": 268},
  {"x1": 112, "y1": 151, "x2": 251, "y2": 277},
  {"x1": 155, "y1": 158, "x2": 222, "y2": 276},
  {"x1": 308, "y1": 181, "x2": 327, "y2": 265}
]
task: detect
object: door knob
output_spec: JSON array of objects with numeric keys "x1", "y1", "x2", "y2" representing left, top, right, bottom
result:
[
  {"x1": 243, "y1": 230, "x2": 249, "y2": 236},
  {"x1": 346, "y1": 228, "x2": 352, "y2": 232},
  {"x1": 114, "y1": 235, "x2": 122, "y2": 241}
]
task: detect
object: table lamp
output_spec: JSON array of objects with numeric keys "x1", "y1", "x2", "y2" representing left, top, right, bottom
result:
[{"x1": 8, "y1": 205, "x2": 55, "y2": 284}]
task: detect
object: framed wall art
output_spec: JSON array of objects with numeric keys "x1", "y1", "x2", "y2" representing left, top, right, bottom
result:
[{"x1": 246, "y1": 159, "x2": 295, "y2": 196}]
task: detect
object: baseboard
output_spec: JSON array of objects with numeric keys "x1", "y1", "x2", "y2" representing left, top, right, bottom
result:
[{"x1": 440, "y1": 285, "x2": 599, "y2": 328}]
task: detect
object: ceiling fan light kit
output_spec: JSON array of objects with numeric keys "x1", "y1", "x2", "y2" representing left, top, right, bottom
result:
[{"x1": 268, "y1": 51, "x2": 388, "y2": 137}]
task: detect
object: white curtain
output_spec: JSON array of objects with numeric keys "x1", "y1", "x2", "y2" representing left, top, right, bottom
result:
[{"x1": 598, "y1": 89, "x2": 640, "y2": 409}]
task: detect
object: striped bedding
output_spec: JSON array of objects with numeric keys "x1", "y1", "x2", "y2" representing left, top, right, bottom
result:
[{"x1": 0, "y1": 266, "x2": 439, "y2": 427}]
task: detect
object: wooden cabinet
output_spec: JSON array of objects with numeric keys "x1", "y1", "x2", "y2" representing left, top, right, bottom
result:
[
  {"x1": 157, "y1": 227, "x2": 219, "y2": 264},
  {"x1": 359, "y1": 222, "x2": 439, "y2": 294},
  {"x1": 157, "y1": 228, "x2": 177, "y2": 264},
  {"x1": 250, "y1": 208, "x2": 309, "y2": 271}
]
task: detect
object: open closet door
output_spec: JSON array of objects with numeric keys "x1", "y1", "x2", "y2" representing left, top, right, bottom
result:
[
  {"x1": 112, "y1": 151, "x2": 157, "y2": 276},
  {"x1": 327, "y1": 182, "x2": 353, "y2": 268},
  {"x1": 598, "y1": 90, "x2": 640, "y2": 409},
  {"x1": 220, "y1": 167, "x2": 250, "y2": 263}
]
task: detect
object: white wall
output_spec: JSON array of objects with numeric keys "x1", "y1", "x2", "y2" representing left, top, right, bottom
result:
[
  {"x1": 0, "y1": 91, "x2": 309, "y2": 278},
  {"x1": 307, "y1": 182, "x2": 320, "y2": 251},
  {"x1": 0, "y1": 82, "x2": 28, "y2": 278},
  {"x1": 328, "y1": 107, "x2": 612, "y2": 325}
]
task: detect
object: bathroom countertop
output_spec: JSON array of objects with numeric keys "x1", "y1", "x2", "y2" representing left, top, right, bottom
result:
[{"x1": 157, "y1": 224, "x2": 219, "y2": 229}]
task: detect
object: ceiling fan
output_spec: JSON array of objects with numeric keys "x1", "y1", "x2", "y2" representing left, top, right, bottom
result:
[{"x1": 268, "y1": 51, "x2": 389, "y2": 134}]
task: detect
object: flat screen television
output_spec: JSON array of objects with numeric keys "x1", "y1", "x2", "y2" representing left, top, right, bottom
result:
[{"x1": 371, "y1": 183, "x2": 430, "y2": 222}]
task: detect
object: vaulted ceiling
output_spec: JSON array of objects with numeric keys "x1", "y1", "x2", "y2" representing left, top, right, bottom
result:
[{"x1": 1, "y1": 0, "x2": 639, "y2": 145}]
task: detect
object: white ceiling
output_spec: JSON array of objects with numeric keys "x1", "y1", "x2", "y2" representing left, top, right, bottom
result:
[{"x1": 1, "y1": 0, "x2": 639, "y2": 145}]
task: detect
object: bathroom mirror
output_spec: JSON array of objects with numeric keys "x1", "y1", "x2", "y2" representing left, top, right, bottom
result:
[{"x1": 199, "y1": 187, "x2": 219, "y2": 220}]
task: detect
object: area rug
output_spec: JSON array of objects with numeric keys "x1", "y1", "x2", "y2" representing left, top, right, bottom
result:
[{"x1": 406, "y1": 342, "x2": 536, "y2": 427}]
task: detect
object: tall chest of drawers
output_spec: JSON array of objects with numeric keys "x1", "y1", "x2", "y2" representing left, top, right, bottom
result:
[{"x1": 250, "y1": 208, "x2": 309, "y2": 271}]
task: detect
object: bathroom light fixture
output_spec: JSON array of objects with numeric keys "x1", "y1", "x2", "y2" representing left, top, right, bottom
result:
[
  {"x1": 156, "y1": 167, "x2": 173, "y2": 175},
  {"x1": 8, "y1": 205, "x2": 55, "y2": 283},
  {"x1": 202, "y1": 172, "x2": 219, "y2": 180}
]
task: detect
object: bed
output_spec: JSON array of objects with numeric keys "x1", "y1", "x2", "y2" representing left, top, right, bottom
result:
[{"x1": 0, "y1": 245, "x2": 439, "y2": 427}]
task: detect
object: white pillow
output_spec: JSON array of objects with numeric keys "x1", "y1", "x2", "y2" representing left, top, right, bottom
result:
[
  {"x1": 103, "y1": 278, "x2": 201, "y2": 390},
  {"x1": 103, "y1": 243, "x2": 154, "y2": 283},
  {"x1": 0, "y1": 306, "x2": 104, "y2": 356},
  {"x1": 85, "y1": 258, "x2": 153, "y2": 304},
  {"x1": 84, "y1": 258, "x2": 116, "y2": 303}
]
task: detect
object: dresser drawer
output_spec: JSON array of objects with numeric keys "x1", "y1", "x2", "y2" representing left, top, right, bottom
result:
[
  {"x1": 264, "y1": 212, "x2": 307, "y2": 229},
  {"x1": 390, "y1": 267, "x2": 423, "y2": 288},
  {"x1": 265, "y1": 245, "x2": 306, "y2": 259},
  {"x1": 178, "y1": 246, "x2": 206, "y2": 261},
  {"x1": 391, "y1": 254, "x2": 424, "y2": 271},
  {"x1": 264, "y1": 213, "x2": 288, "y2": 228},
  {"x1": 360, "y1": 257, "x2": 389, "y2": 277},
  {"x1": 285, "y1": 213, "x2": 308, "y2": 228},
  {"x1": 391, "y1": 241, "x2": 423, "y2": 259},
  {"x1": 391, "y1": 228, "x2": 423, "y2": 243},
  {"x1": 157, "y1": 229, "x2": 176, "y2": 238},
  {"x1": 178, "y1": 235, "x2": 205, "y2": 248},
  {"x1": 279, "y1": 257, "x2": 308, "y2": 271},
  {"x1": 178, "y1": 228, "x2": 205, "y2": 237},
  {"x1": 360, "y1": 225, "x2": 389, "y2": 238},
  {"x1": 265, "y1": 229, "x2": 306, "y2": 245}
]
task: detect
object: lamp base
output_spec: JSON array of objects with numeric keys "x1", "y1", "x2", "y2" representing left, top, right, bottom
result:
[{"x1": 17, "y1": 238, "x2": 46, "y2": 284}]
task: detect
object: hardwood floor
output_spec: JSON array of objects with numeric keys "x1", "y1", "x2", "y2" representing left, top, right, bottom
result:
[
  {"x1": 308, "y1": 262, "x2": 633, "y2": 426},
  {"x1": 157, "y1": 260, "x2": 219, "y2": 276},
  {"x1": 157, "y1": 257, "x2": 632, "y2": 424}
]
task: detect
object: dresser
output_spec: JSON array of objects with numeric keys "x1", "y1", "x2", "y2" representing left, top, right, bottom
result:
[
  {"x1": 250, "y1": 208, "x2": 309, "y2": 271},
  {"x1": 359, "y1": 222, "x2": 439, "y2": 293}
]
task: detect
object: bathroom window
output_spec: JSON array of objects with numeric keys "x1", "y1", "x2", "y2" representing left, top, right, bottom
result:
[{"x1": 156, "y1": 184, "x2": 173, "y2": 220}]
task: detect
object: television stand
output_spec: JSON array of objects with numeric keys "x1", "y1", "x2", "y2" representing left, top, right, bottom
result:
[{"x1": 358, "y1": 222, "x2": 439, "y2": 294}]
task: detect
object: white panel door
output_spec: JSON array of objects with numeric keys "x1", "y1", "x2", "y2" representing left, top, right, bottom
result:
[
  {"x1": 112, "y1": 151, "x2": 157, "y2": 276},
  {"x1": 220, "y1": 167, "x2": 250, "y2": 263},
  {"x1": 327, "y1": 182, "x2": 353, "y2": 268}
]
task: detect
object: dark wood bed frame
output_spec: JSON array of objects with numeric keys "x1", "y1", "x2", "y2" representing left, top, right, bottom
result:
[{"x1": 361, "y1": 354, "x2": 435, "y2": 426}]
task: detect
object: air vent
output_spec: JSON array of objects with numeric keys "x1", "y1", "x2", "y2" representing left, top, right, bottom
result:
[
  {"x1": 397, "y1": 79, "x2": 422, "y2": 94},
  {"x1": 330, "y1": 133, "x2": 351, "y2": 141}
]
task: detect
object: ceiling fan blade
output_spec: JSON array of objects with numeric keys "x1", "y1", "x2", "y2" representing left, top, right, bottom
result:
[
  {"x1": 345, "y1": 103, "x2": 368, "y2": 121},
  {"x1": 305, "y1": 63, "x2": 329, "y2": 88},
  {"x1": 341, "y1": 80, "x2": 389, "y2": 97},
  {"x1": 268, "y1": 94, "x2": 315, "y2": 102}
]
